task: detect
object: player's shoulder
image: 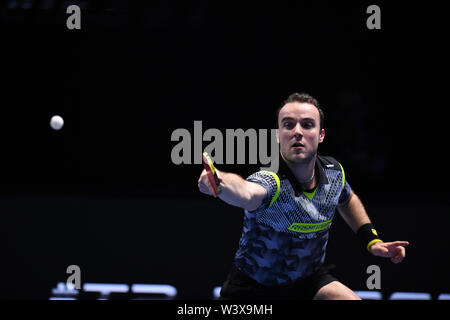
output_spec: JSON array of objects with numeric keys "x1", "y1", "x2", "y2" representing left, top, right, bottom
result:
[
  {"x1": 247, "y1": 169, "x2": 278, "y2": 180},
  {"x1": 317, "y1": 155, "x2": 342, "y2": 171}
]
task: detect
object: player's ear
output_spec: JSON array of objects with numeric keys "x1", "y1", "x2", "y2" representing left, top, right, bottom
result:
[
  {"x1": 275, "y1": 129, "x2": 279, "y2": 143},
  {"x1": 319, "y1": 129, "x2": 325, "y2": 143}
]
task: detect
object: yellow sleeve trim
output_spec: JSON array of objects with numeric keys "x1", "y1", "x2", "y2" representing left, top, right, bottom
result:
[
  {"x1": 338, "y1": 162, "x2": 345, "y2": 189},
  {"x1": 260, "y1": 170, "x2": 280, "y2": 208},
  {"x1": 367, "y1": 239, "x2": 383, "y2": 252}
]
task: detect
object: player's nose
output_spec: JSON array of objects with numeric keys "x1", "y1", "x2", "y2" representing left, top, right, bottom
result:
[{"x1": 293, "y1": 123, "x2": 303, "y2": 138}]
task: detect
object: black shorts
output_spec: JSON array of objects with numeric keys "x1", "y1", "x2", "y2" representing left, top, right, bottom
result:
[{"x1": 220, "y1": 264, "x2": 338, "y2": 300}]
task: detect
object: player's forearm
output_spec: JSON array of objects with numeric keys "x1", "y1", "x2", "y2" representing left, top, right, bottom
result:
[
  {"x1": 337, "y1": 191, "x2": 371, "y2": 233},
  {"x1": 217, "y1": 171, "x2": 262, "y2": 210}
]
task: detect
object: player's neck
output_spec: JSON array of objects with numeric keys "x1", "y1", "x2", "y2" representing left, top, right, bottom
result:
[{"x1": 282, "y1": 153, "x2": 317, "y2": 187}]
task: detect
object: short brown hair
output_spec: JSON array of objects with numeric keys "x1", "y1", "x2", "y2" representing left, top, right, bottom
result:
[{"x1": 276, "y1": 92, "x2": 324, "y2": 130}]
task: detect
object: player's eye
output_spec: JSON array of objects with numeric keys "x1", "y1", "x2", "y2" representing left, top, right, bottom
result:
[
  {"x1": 302, "y1": 121, "x2": 314, "y2": 129},
  {"x1": 283, "y1": 122, "x2": 295, "y2": 129}
]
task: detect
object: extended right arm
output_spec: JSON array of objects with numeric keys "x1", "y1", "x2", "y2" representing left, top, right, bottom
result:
[{"x1": 198, "y1": 169, "x2": 266, "y2": 211}]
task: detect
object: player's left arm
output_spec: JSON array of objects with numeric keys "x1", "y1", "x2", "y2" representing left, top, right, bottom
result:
[{"x1": 337, "y1": 190, "x2": 409, "y2": 264}]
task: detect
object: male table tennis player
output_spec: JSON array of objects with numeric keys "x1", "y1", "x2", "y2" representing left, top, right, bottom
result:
[{"x1": 198, "y1": 93, "x2": 409, "y2": 299}]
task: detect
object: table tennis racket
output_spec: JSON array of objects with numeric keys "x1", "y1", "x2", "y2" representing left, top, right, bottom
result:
[{"x1": 202, "y1": 152, "x2": 222, "y2": 197}]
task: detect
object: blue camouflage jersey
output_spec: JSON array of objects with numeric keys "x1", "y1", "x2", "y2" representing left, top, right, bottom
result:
[{"x1": 234, "y1": 155, "x2": 352, "y2": 286}]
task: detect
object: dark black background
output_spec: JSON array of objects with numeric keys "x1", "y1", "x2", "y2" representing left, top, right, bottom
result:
[{"x1": 0, "y1": 1, "x2": 448, "y2": 299}]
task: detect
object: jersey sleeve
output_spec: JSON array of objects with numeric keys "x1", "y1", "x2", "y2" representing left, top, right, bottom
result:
[
  {"x1": 335, "y1": 160, "x2": 352, "y2": 205},
  {"x1": 245, "y1": 171, "x2": 279, "y2": 211},
  {"x1": 338, "y1": 180, "x2": 352, "y2": 205}
]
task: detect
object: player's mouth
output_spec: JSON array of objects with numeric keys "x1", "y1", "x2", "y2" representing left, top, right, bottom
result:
[{"x1": 291, "y1": 142, "x2": 305, "y2": 149}]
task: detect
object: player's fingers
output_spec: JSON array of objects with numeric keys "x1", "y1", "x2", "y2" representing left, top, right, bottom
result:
[
  {"x1": 390, "y1": 241, "x2": 409, "y2": 247},
  {"x1": 198, "y1": 169, "x2": 207, "y2": 183},
  {"x1": 391, "y1": 247, "x2": 406, "y2": 264},
  {"x1": 374, "y1": 244, "x2": 390, "y2": 256},
  {"x1": 396, "y1": 246, "x2": 406, "y2": 258},
  {"x1": 198, "y1": 177, "x2": 215, "y2": 197},
  {"x1": 198, "y1": 171, "x2": 210, "y2": 187},
  {"x1": 371, "y1": 246, "x2": 389, "y2": 257},
  {"x1": 199, "y1": 183, "x2": 213, "y2": 196},
  {"x1": 391, "y1": 256, "x2": 401, "y2": 264},
  {"x1": 391, "y1": 254, "x2": 403, "y2": 264}
]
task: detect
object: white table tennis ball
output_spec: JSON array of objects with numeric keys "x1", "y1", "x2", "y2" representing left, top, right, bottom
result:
[{"x1": 50, "y1": 115, "x2": 64, "y2": 130}]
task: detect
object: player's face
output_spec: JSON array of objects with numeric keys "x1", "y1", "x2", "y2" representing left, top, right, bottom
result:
[{"x1": 277, "y1": 102, "x2": 324, "y2": 163}]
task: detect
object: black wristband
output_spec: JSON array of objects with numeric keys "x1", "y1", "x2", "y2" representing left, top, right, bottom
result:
[{"x1": 357, "y1": 223, "x2": 382, "y2": 252}]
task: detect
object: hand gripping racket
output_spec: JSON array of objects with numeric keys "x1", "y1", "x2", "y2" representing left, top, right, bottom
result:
[{"x1": 202, "y1": 152, "x2": 222, "y2": 196}]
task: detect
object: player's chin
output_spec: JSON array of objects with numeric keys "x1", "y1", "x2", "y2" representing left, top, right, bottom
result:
[{"x1": 288, "y1": 152, "x2": 308, "y2": 162}]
